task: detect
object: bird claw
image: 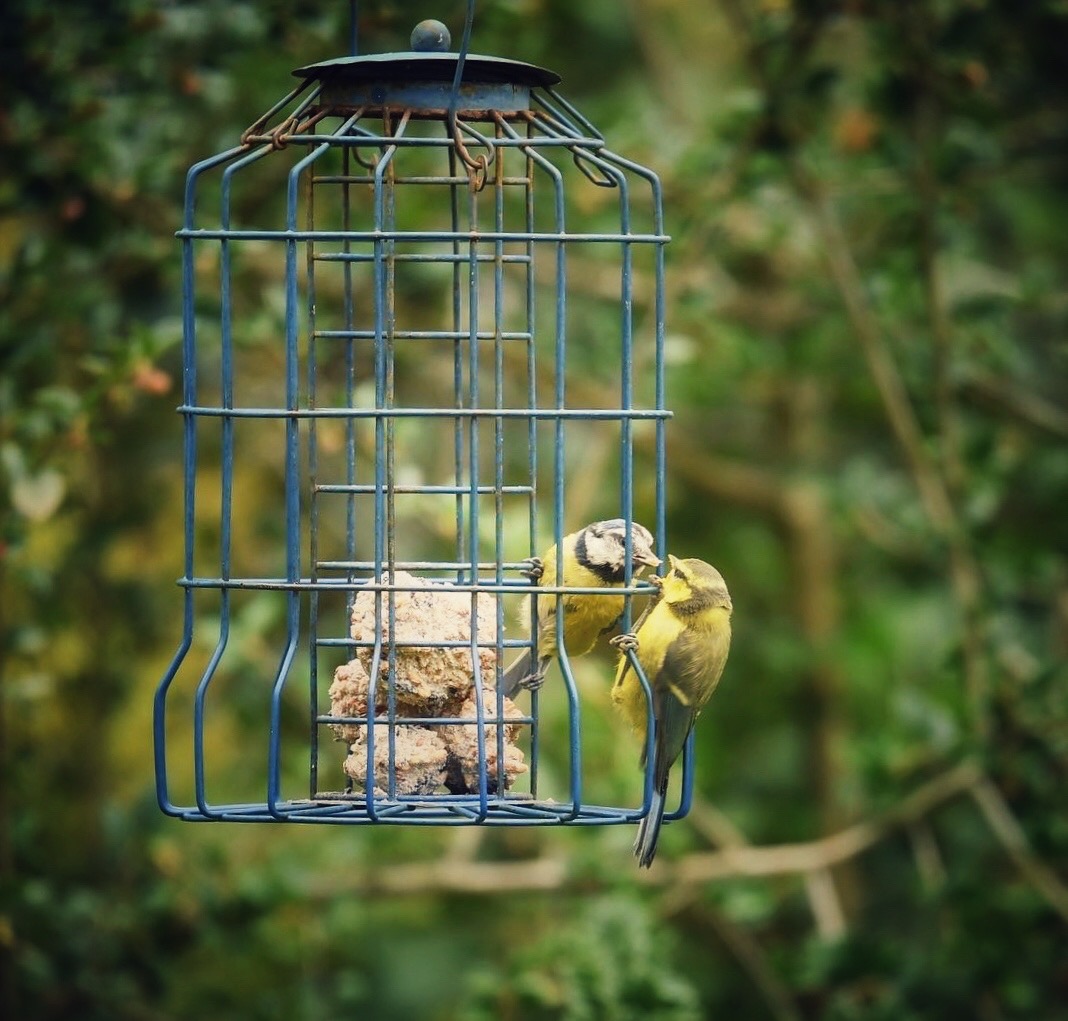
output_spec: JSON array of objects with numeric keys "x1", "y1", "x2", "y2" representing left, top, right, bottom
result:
[
  {"x1": 611, "y1": 632, "x2": 640, "y2": 653},
  {"x1": 648, "y1": 574, "x2": 665, "y2": 591},
  {"x1": 520, "y1": 556, "x2": 544, "y2": 581},
  {"x1": 518, "y1": 671, "x2": 546, "y2": 692}
]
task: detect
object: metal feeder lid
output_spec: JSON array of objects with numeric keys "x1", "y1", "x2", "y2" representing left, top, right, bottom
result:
[
  {"x1": 293, "y1": 51, "x2": 560, "y2": 117},
  {"x1": 292, "y1": 51, "x2": 561, "y2": 89}
]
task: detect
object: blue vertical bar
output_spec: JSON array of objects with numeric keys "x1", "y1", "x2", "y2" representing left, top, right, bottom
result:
[
  {"x1": 383, "y1": 112, "x2": 399, "y2": 801},
  {"x1": 303, "y1": 99, "x2": 363, "y2": 804},
  {"x1": 449, "y1": 144, "x2": 465, "y2": 577},
  {"x1": 545, "y1": 158, "x2": 584, "y2": 821},
  {"x1": 556, "y1": 145, "x2": 665, "y2": 824},
  {"x1": 505, "y1": 129, "x2": 583, "y2": 818},
  {"x1": 492, "y1": 118, "x2": 506, "y2": 797},
  {"x1": 365, "y1": 118, "x2": 405, "y2": 818},
  {"x1": 188, "y1": 144, "x2": 273, "y2": 818},
  {"x1": 192, "y1": 147, "x2": 249, "y2": 817},
  {"x1": 523, "y1": 121, "x2": 540, "y2": 799},
  {"x1": 343, "y1": 143, "x2": 358, "y2": 639},
  {"x1": 269, "y1": 142, "x2": 331, "y2": 818},
  {"x1": 340, "y1": 137, "x2": 358, "y2": 799},
  {"x1": 467, "y1": 176, "x2": 488, "y2": 819},
  {"x1": 615, "y1": 170, "x2": 635, "y2": 632},
  {"x1": 306, "y1": 145, "x2": 320, "y2": 800},
  {"x1": 155, "y1": 146, "x2": 244, "y2": 816}
]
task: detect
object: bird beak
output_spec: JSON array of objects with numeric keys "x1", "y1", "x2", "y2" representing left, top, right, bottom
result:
[
  {"x1": 667, "y1": 554, "x2": 680, "y2": 571},
  {"x1": 634, "y1": 549, "x2": 661, "y2": 568}
]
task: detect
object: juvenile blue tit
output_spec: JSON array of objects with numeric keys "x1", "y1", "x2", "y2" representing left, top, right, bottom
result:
[
  {"x1": 611, "y1": 555, "x2": 732, "y2": 868},
  {"x1": 501, "y1": 519, "x2": 660, "y2": 696}
]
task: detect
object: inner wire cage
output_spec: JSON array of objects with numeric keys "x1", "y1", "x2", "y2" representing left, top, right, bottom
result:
[{"x1": 153, "y1": 31, "x2": 687, "y2": 825}]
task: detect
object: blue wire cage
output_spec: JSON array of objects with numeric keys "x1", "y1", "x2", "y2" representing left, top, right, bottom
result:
[{"x1": 153, "y1": 18, "x2": 691, "y2": 826}]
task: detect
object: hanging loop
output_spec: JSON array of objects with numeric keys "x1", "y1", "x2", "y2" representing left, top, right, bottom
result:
[
  {"x1": 240, "y1": 77, "x2": 316, "y2": 148},
  {"x1": 571, "y1": 148, "x2": 618, "y2": 188},
  {"x1": 450, "y1": 115, "x2": 494, "y2": 191}
]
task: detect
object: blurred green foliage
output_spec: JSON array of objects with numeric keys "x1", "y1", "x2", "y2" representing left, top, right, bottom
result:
[{"x1": 2, "y1": 1, "x2": 1067, "y2": 1018}]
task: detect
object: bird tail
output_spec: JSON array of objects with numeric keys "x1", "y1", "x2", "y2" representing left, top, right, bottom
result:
[
  {"x1": 500, "y1": 649, "x2": 533, "y2": 697},
  {"x1": 634, "y1": 778, "x2": 668, "y2": 868},
  {"x1": 634, "y1": 692, "x2": 693, "y2": 867}
]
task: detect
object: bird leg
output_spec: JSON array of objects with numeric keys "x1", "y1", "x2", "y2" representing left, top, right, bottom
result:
[
  {"x1": 518, "y1": 670, "x2": 546, "y2": 692},
  {"x1": 520, "y1": 556, "x2": 544, "y2": 581},
  {"x1": 516, "y1": 654, "x2": 552, "y2": 692},
  {"x1": 610, "y1": 632, "x2": 640, "y2": 653}
]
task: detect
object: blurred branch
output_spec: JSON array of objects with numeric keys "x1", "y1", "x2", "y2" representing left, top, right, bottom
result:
[
  {"x1": 907, "y1": 821, "x2": 947, "y2": 893},
  {"x1": 958, "y1": 370, "x2": 1068, "y2": 439},
  {"x1": 909, "y1": 6, "x2": 964, "y2": 496},
  {"x1": 782, "y1": 400, "x2": 844, "y2": 805},
  {"x1": 969, "y1": 778, "x2": 1068, "y2": 924},
  {"x1": 788, "y1": 169, "x2": 958, "y2": 538},
  {"x1": 691, "y1": 790, "x2": 847, "y2": 939},
  {"x1": 804, "y1": 868, "x2": 847, "y2": 941},
  {"x1": 906, "y1": 6, "x2": 991, "y2": 745},
  {"x1": 443, "y1": 826, "x2": 485, "y2": 865},
  {"x1": 687, "y1": 794, "x2": 750, "y2": 849},
  {"x1": 673, "y1": 759, "x2": 982, "y2": 883},
  {"x1": 718, "y1": 0, "x2": 826, "y2": 120},
  {"x1": 788, "y1": 165, "x2": 990, "y2": 738},
  {"x1": 718, "y1": 0, "x2": 992, "y2": 737},
  {"x1": 315, "y1": 759, "x2": 982, "y2": 896},
  {"x1": 852, "y1": 502, "x2": 927, "y2": 560},
  {"x1": 780, "y1": 381, "x2": 854, "y2": 921}
]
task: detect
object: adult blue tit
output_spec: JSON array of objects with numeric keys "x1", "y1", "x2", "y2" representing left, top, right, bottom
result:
[
  {"x1": 501, "y1": 519, "x2": 660, "y2": 696},
  {"x1": 611, "y1": 555, "x2": 732, "y2": 868}
]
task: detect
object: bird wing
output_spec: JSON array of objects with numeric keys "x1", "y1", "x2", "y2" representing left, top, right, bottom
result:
[{"x1": 645, "y1": 626, "x2": 718, "y2": 782}]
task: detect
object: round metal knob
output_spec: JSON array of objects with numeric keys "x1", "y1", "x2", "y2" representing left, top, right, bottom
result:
[{"x1": 411, "y1": 20, "x2": 451, "y2": 52}]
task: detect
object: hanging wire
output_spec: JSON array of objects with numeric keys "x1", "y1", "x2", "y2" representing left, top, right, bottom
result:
[
  {"x1": 446, "y1": 0, "x2": 476, "y2": 121},
  {"x1": 447, "y1": 0, "x2": 494, "y2": 188}
]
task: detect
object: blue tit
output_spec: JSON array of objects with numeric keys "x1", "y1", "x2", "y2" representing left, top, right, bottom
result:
[
  {"x1": 501, "y1": 519, "x2": 660, "y2": 696},
  {"x1": 611, "y1": 555, "x2": 732, "y2": 868}
]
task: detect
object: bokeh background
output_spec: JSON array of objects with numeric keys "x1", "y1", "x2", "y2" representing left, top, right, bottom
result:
[{"x1": 3, "y1": 1, "x2": 1068, "y2": 1018}]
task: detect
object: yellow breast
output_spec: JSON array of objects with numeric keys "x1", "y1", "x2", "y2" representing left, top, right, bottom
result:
[
  {"x1": 611, "y1": 603, "x2": 731, "y2": 743},
  {"x1": 611, "y1": 599, "x2": 680, "y2": 739}
]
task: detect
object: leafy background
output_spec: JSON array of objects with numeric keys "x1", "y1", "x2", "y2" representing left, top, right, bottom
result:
[{"x1": 3, "y1": 1, "x2": 1067, "y2": 1018}]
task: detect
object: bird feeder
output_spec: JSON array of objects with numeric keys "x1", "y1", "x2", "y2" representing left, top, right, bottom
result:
[{"x1": 154, "y1": 12, "x2": 688, "y2": 826}]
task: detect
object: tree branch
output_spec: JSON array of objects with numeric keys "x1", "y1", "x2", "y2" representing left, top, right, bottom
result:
[
  {"x1": 311, "y1": 764, "x2": 1068, "y2": 929},
  {"x1": 907, "y1": 821, "x2": 947, "y2": 892},
  {"x1": 969, "y1": 777, "x2": 1068, "y2": 924},
  {"x1": 788, "y1": 164, "x2": 990, "y2": 737},
  {"x1": 306, "y1": 760, "x2": 983, "y2": 897},
  {"x1": 804, "y1": 868, "x2": 847, "y2": 941},
  {"x1": 712, "y1": 0, "x2": 992, "y2": 736},
  {"x1": 673, "y1": 759, "x2": 982, "y2": 883},
  {"x1": 958, "y1": 369, "x2": 1068, "y2": 439}
]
